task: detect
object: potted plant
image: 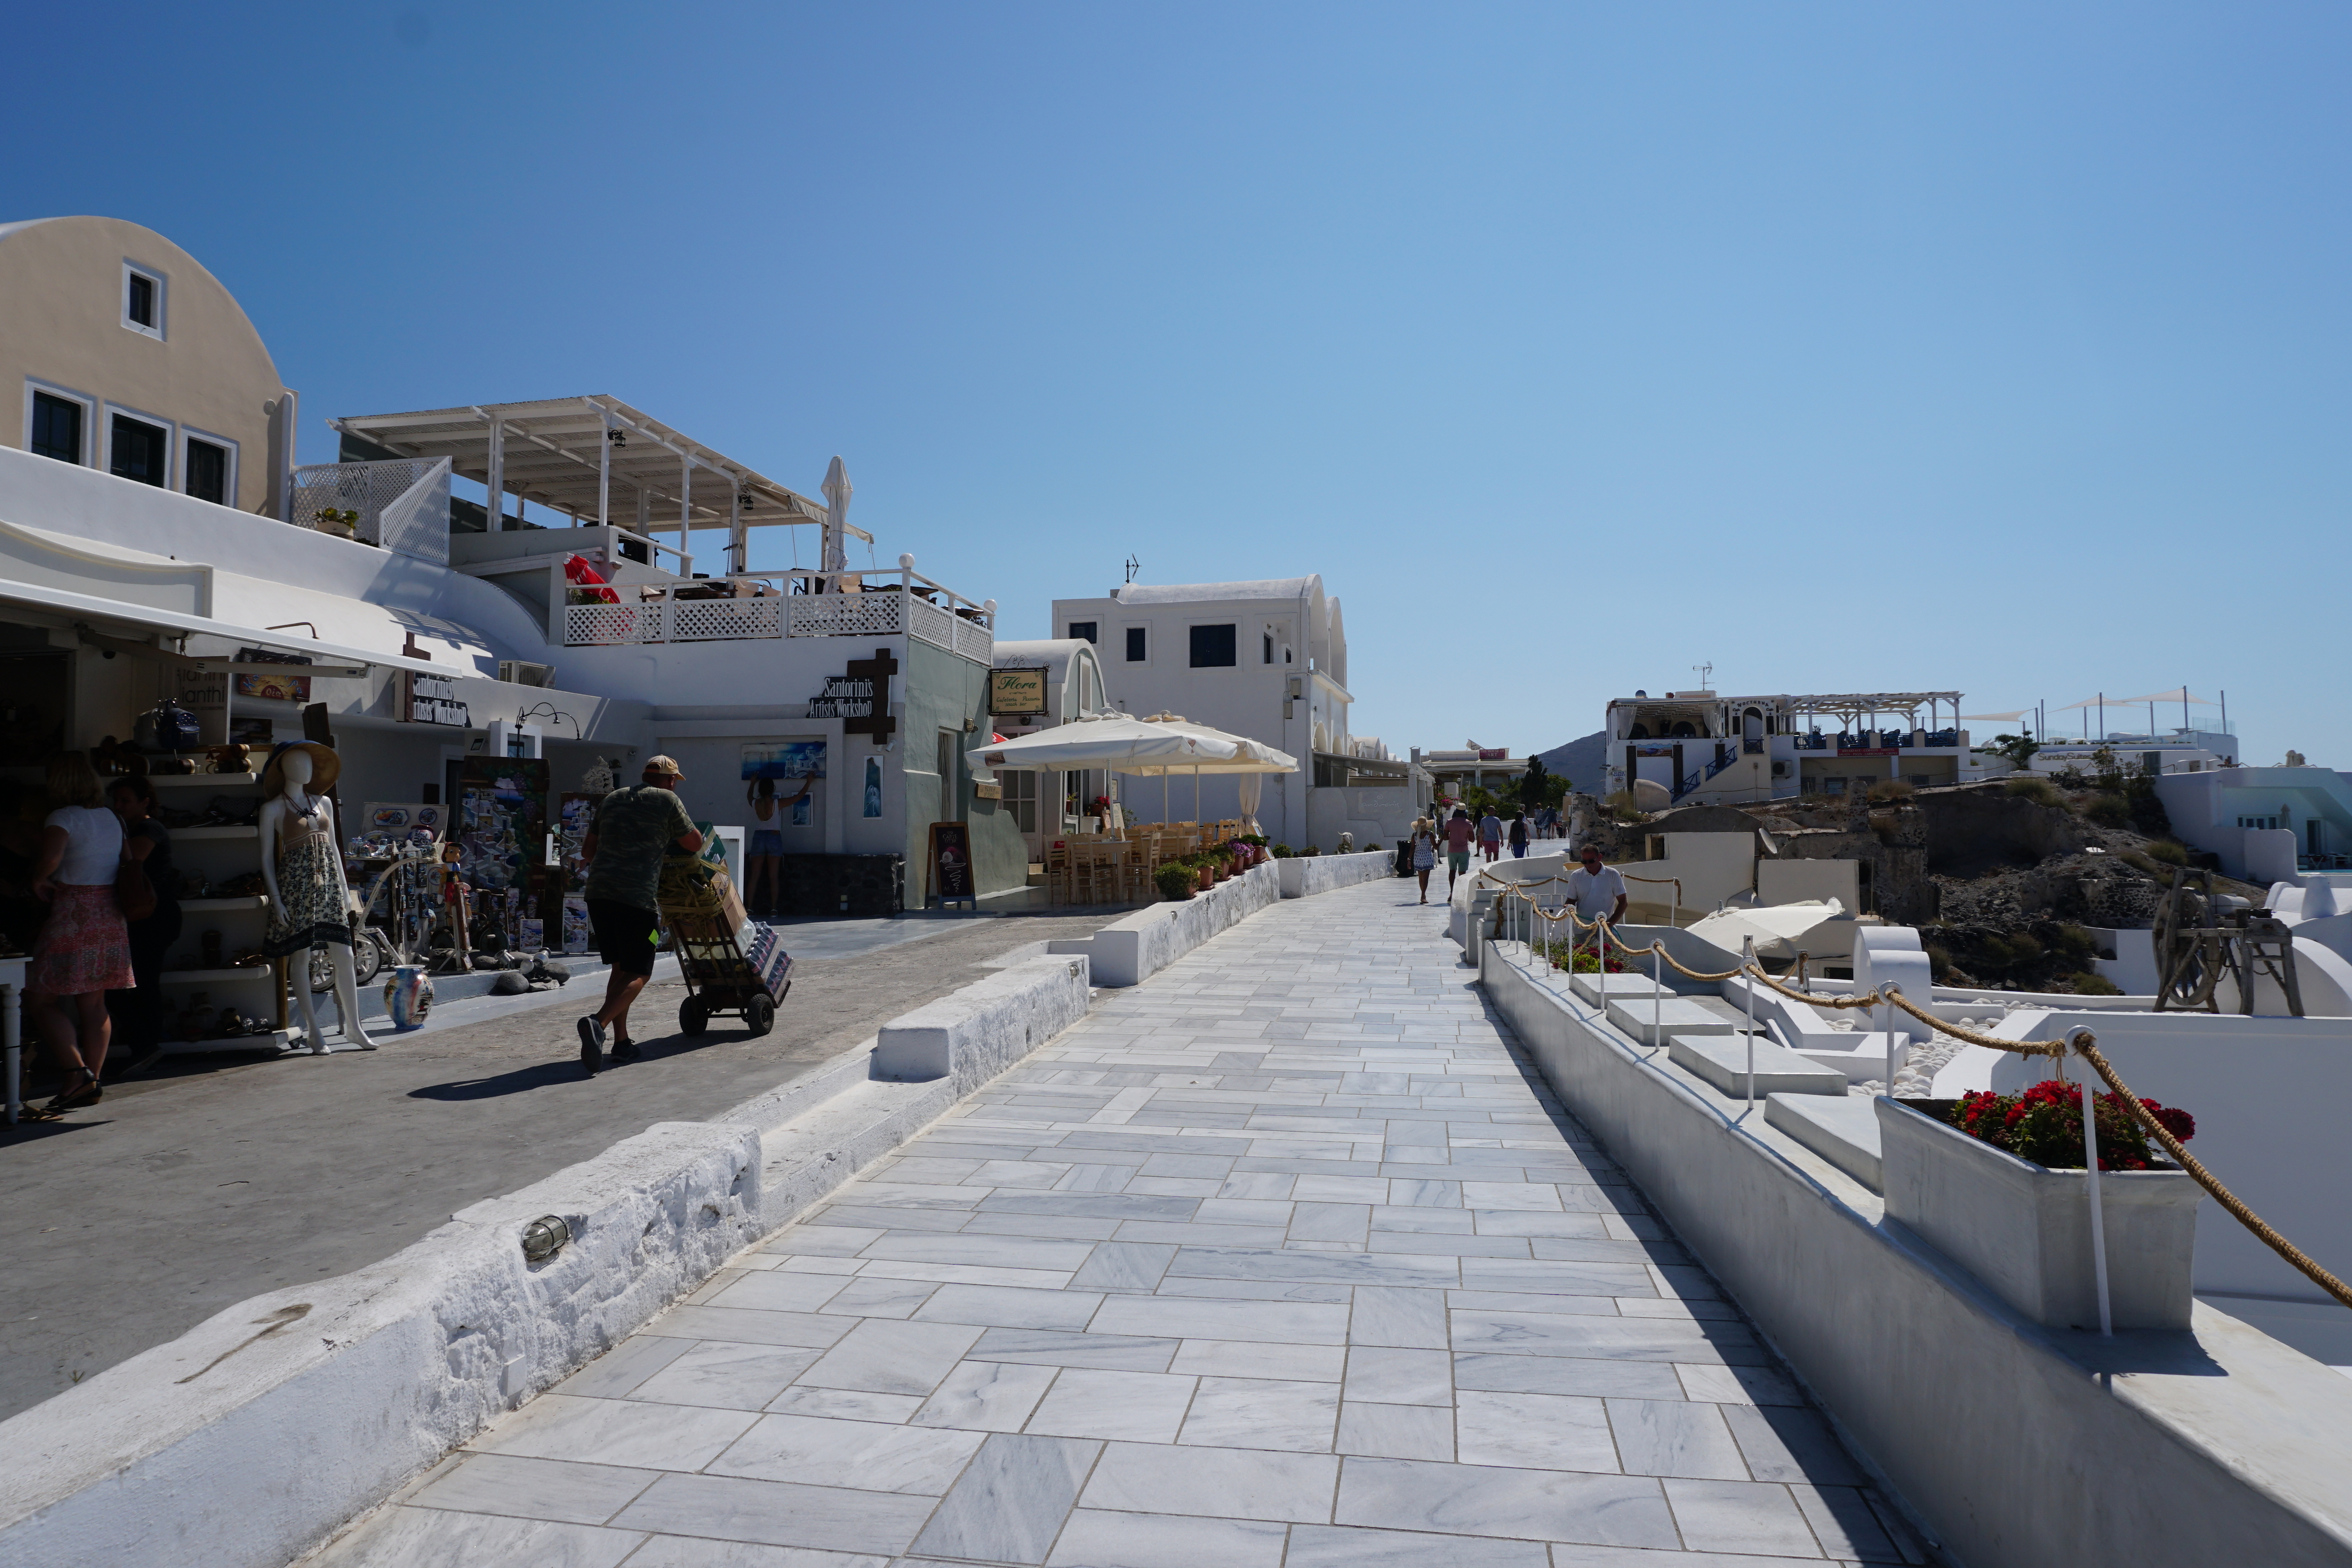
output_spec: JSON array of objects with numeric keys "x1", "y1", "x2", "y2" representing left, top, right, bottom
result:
[
  {"x1": 1876, "y1": 1081, "x2": 2203, "y2": 1329},
  {"x1": 1154, "y1": 862, "x2": 1197, "y2": 902},
  {"x1": 1197, "y1": 858, "x2": 1215, "y2": 892}
]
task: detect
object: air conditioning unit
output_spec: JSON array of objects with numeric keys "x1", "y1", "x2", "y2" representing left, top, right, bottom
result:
[
  {"x1": 1771, "y1": 760, "x2": 1790, "y2": 778},
  {"x1": 499, "y1": 660, "x2": 556, "y2": 688}
]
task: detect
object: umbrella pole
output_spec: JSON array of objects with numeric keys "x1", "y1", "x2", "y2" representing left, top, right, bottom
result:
[
  {"x1": 1193, "y1": 765, "x2": 1200, "y2": 825},
  {"x1": 1162, "y1": 775, "x2": 1168, "y2": 824}
]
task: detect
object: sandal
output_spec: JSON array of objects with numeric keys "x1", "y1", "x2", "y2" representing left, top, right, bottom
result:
[{"x1": 45, "y1": 1070, "x2": 102, "y2": 1115}]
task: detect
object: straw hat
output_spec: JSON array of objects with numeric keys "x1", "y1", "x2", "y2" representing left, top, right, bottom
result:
[
  {"x1": 262, "y1": 741, "x2": 340, "y2": 797},
  {"x1": 642, "y1": 754, "x2": 685, "y2": 779}
]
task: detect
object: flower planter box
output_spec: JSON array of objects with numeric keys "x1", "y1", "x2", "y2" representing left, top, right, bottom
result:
[{"x1": 1876, "y1": 1097, "x2": 2202, "y2": 1330}]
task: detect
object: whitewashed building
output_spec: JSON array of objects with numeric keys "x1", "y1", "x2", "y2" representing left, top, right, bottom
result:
[{"x1": 1047, "y1": 576, "x2": 1419, "y2": 849}]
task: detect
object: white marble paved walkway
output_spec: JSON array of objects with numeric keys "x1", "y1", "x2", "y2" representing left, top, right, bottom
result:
[{"x1": 315, "y1": 878, "x2": 1924, "y2": 1568}]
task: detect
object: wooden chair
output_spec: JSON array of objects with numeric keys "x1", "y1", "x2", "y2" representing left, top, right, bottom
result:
[{"x1": 1043, "y1": 842, "x2": 1073, "y2": 905}]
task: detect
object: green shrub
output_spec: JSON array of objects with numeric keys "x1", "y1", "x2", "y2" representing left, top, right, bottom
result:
[
  {"x1": 1271, "y1": 844, "x2": 1294, "y2": 858},
  {"x1": 2120, "y1": 850, "x2": 2161, "y2": 876},
  {"x1": 2005, "y1": 932, "x2": 2045, "y2": 966},
  {"x1": 2005, "y1": 775, "x2": 2062, "y2": 806},
  {"x1": 1926, "y1": 944, "x2": 1952, "y2": 982},
  {"x1": 1868, "y1": 779, "x2": 1915, "y2": 803},
  {"x1": 2069, "y1": 971, "x2": 2123, "y2": 996},
  {"x1": 2053, "y1": 923, "x2": 2098, "y2": 959},
  {"x1": 2144, "y1": 840, "x2": 2189, "y2": 867},
  {"x1": 1154, "y1": 862, "x2": 1197, "y2": 902},
  {"x1": 2083, "y1": 794, "x2": 2132, "y2": 828}
]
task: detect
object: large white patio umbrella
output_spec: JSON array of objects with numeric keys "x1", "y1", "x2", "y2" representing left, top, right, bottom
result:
[{"x1": 969, "y1": 713, "x2": 1295, "y2": 831}]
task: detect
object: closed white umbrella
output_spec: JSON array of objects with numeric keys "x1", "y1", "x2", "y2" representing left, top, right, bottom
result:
[{"x1": 820, "y1": 456, "x2": 851, "y2": 577}]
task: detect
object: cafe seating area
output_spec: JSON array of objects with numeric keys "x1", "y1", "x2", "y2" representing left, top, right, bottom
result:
[{"x1": 1040, "y1": 819, "x2": 1251, "y2": 905}]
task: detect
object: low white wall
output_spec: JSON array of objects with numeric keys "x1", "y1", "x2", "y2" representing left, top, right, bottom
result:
[
  {"x1": 1758, "y1": 858, "x2": 1860, "y2": 911},
  {"x1": 1275, "y1": 848, "x2": 1394, "y2": 899},
  {"x1": 0, "y1": 1122, "x2": 763, "y2": 1568},
  {"x1": 1057, "y1": 862, "x2": 1279, "y2": 986},
  {"x1": 1481, "y1": 941, "x2": 2352, "y2": 1568},
  {"x1": 873, "y1": 956, "x2": 1093, "y2": 1091}
]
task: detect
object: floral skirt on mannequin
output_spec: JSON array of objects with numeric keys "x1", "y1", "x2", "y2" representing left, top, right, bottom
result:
[{"x1": 262, "y1": 830, "x2": 352, "y2": 958}]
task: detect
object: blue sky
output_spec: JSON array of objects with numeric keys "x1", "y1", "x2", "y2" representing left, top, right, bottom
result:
[{"x1": 6, "y1": 4, "x2": 2347, "y2": 768}]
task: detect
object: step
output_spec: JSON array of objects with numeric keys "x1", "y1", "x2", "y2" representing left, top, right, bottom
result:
[
  {"x1": 1608, "y1": 996, "x2": 1739, "y2": 1047},
  {"x1": 1572, "y1": 971, "x2": 1675, "y2": 1007},
  {"x1": 1765, "y1": 1091, "x2": 1884, "y2": 1191},
  {"x1": 1666, "y1": 1033, "x2": 1845, "y2": 1098}
]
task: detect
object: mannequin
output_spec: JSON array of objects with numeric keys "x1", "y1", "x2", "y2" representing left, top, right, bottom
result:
[{"x1": 259, "y1": 743, "x2": 377, "y2": 1054}]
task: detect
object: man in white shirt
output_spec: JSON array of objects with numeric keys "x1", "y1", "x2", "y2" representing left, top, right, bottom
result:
[{"x1": 1565, "y1": 843, "x2": 1629, "y2": 927}]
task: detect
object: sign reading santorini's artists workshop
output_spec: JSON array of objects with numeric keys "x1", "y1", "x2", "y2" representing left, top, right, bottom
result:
[
  {"x1": 988, "y1": 667, "x2": 1048, "y2": 717},
  {"x1": 809, "y1": 647, "x2": 899, "y2": 744},
  {"x1": 406, "y1": 670, "x2": 471, "y2": 727}
]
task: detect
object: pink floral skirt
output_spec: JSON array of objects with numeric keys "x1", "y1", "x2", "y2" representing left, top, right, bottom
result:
[{"x1": 33, "y1": 884, "x2": 135, "y2": 997}]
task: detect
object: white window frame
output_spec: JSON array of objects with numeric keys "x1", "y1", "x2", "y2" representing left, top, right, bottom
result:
[
  {"x1": 22, "y1": 378, "x2": 96, "y2": 464},
  {"x1": 1184, "y1": 618, "x2": 1241, "y2": 672},
  {"x1": 179, "y1": 424, "x2": 239, "y2": 507},
  {"x1": 102, "y1": 402, "x2": 177, "y2": 489},
  {"x1": 1121, "y1": 624, "x2": 1150, "y2": 664},
  {"x1": 122, "y1": 260, "x2": 167, "y2": 340}
]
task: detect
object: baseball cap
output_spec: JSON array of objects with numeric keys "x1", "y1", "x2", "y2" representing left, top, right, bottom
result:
[{"x1": 642, "y1": 754, "x2": 684, "y2": 778}]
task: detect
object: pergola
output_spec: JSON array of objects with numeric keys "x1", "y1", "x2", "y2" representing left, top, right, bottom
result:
[{"x1": 328, "y1": 396, "x2": 871, "y2": 576}]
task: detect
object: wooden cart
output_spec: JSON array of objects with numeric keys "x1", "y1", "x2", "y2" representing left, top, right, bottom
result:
[{"x1": 666, "y1": 908, "x2": 791, "y2": 1038}]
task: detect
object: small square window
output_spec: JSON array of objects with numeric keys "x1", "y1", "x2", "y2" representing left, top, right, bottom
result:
[
  {"x1": 1067, "y1": 621, "x2": 1097, "y2": 644},
  {"x1": 110, "y1": 413, "x2": 169, "y2": 487},
  {"x1": 1125, "y1": 627, "x2": 1147, "y2": 662},
  {"x1": 186, "y1": 437, "x2": 229, "y2": 504},
  {"x1": 122, "y1": 263, "x2": 165, "y2": 338},
  {"x1": 30, "y1": 391, "x2": 83, "y2": 464},
  {"x1": 1189, "y1": 624, "x2": 1237, "y2": 667}
]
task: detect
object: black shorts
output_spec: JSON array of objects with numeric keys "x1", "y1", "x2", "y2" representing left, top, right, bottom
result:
[{"x1": 587, "y1": 899, "x2": 661, "y2": 977}]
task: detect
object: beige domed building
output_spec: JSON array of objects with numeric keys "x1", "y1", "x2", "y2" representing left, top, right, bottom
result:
[{"x1": 0, "y1": 215, "x2": 296, "y2": 515}]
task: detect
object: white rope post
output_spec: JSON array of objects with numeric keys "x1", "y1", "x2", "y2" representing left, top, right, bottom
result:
[
  {"x1": 1743, "y1": 935, "x2": 1757, "y2": 1112},
  {"x1": 1882, "y1": 983, "x2": 1899, "y2": 1095},
  {"x1": 2079, "y1": 1034, "x2": 2114, "y2": 1336},
  {"x1": 1652, "y1": 941, "x2": 1664, "y2": 1052}
]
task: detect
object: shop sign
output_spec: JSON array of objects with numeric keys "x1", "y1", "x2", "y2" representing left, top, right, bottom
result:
[
  {"x1": 988, "y1": 667, "x2": 1047, "y2": 716},
  {"x1": 407, "y1": 670, "x2": 470, "y2": 727},
  {"x1": 1838, "y1": 747, "x2": 1899, "y2": 757},
  {"x1": 811, "y1": 647, "x2": 899, "y2": 744}
]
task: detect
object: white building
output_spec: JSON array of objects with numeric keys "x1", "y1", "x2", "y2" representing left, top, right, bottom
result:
[
  {"x1": 1602, "y1": 689, "x2": 1972, "y2": 805},
  {"x1": 1048, "y1": 576, "x2": 1420, "y2": 848}
]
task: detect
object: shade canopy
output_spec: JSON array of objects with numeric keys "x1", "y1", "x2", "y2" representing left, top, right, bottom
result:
[
  {"x1": 968, "y1": 713, "x2": 1297, "y2": 777},
  {"x1": 1688, "y1": 900, "x2": 1848, "y2": 960},
  {"x1": 2119, "y1": 688, "x2": 2217, "y2": 706},
  {"x1": 1959, "y1": 710, "x2": 2029, "y2": 723}
]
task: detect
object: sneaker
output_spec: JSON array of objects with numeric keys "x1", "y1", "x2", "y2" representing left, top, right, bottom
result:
[
  {"x1": 610, "y1": 1037, "x2": 640, "y2": 1065},
  {"x1": 577, "y1": 1015, "x2": 607, "y2": 1075}
]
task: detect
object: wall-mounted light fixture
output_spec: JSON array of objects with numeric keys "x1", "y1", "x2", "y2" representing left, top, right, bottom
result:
[{"x1": 521, "y1": 1215, "x2": 571, "y2": 1264}]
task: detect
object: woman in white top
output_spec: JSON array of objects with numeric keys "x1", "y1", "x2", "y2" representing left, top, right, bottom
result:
[
  {"x1": 28, "y1": 751, "x2": 134, "y2": 1114},
  {"x1": 1408, "y1": 816, "x2": 1439, "y2": 905}
]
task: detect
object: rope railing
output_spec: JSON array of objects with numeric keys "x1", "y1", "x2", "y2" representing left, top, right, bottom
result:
[{"x1": 1483, "y1": 882, "x2": 2352, "y2": 1316}]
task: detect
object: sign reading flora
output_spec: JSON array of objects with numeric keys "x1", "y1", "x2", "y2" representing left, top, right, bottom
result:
[{"x1": 988, "y1": 667, "x2": 1047, "y2": 717}]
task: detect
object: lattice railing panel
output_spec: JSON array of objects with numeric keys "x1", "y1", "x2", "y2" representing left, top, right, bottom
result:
[
  {"x1": 288, "y1": 457, "x2": 450, "y2": 564},
  {"x1": 564, "y1": 602, "x2": 660, "y2": 645},
  {"x1": 789, "y1": 593, "x2": 906, "y2": 639},
  {"x1": 671, "y1": 598, "x2": 783, "y2": 641},
  {"x1": 906, "y1": 596, "x2": 954, "y2": 650},
  {"x1": 952, "y1": 616, "x2": 993, "y2": 664}
]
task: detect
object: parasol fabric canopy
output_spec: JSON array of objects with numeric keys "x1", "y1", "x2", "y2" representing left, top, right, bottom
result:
[{"x1": 968, "y1": 714, "x2": 1296, "y2": 777}]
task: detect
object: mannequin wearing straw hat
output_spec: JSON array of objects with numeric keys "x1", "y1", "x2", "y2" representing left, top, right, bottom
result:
[{"x1": 259, "y1": 742, "x2": 376, "y2": 1055}]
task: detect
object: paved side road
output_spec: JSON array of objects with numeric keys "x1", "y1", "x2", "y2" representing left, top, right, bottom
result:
[
  {"x1": 316, "y1": 878, "x2": 1926, "y2": 1568},
  {"x1": 0, "y1": 910, "x2": 1126, "y2": 1424}
]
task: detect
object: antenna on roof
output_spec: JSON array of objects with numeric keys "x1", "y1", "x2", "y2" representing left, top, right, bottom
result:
[
  {"x1": 1692, "y1": 661, "x2": 1713, "y2": 691},
  {"x1": 1124, "y1": 554, "x2": 1140, "y2": 584}
]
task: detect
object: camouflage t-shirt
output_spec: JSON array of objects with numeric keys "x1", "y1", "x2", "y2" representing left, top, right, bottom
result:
[{"x1": 583, "y1": 785, "x2": 696, "y2": 910}]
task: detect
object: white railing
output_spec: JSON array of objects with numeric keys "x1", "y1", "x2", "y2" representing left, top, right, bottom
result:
[
  {"x1": 562, "y1": 564, "x2": 993, "y2": 663},
  {"x1": 288, "y1": 458, "x2": 451, "y2": 564}
]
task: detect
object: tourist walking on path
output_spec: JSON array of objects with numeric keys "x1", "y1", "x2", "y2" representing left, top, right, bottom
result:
[
  {"x1": 1566, "y1": 841, "x2": 1629, "y2": 933},
  {"x1": 576, "y1": 755, "x2": 703, "y2": 1075},
  {"x1": 1409, "y1": 816, "x2": 1438, "y2": 903},
  {"x1": 1508, "y1": 813, "x2": 1529, "y2": 858},
  {"x1": 1478, "y1": 808, "x2": 1503, "y2": 863},
  {"x1": 26, "y1": 753, "x2": 132, "y2": 1115},
  {"x1": 106, "y1": 774, "x2": 180, "y2": 1073},
  {"x1": 1444, "y1": 808, "x2": 1475, "y2": 889}
]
